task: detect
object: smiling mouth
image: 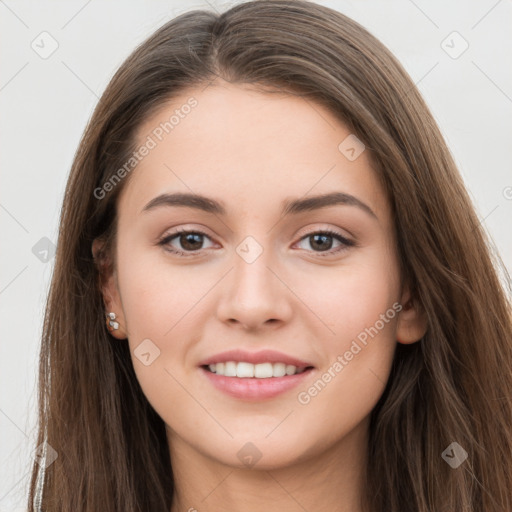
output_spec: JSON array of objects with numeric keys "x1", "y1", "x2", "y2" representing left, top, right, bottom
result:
[{"x1": 202, "y1": 361, "x2": 314, "y2": 378}]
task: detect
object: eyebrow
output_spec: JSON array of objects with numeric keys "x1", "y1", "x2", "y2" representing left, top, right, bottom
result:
[{"x1": 141, "y1": 191, "x2": 377, "y2": 220}]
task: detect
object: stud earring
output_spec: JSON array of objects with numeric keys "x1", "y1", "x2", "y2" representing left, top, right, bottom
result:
[{"x1": 106, "y1": 312, "x2": 119, "y2": 332}]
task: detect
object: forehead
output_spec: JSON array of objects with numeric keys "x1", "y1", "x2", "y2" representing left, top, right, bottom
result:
[{"x1": 117, "y1": 81, "x2": 389, "y2": 224}]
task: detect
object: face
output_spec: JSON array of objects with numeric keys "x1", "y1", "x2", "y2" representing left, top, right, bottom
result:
[{"x1": 95, "y1": 80, "x2": 426, "y2": 471}]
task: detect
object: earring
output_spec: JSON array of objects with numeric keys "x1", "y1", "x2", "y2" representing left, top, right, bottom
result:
[{"x1": 106, "y1": 312, "x2": 119, "y2": 332}]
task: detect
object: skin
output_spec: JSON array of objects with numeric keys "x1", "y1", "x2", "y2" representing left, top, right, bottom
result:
[{"x1": 93, "y1": 80, "x2": 427, "y2": 512}]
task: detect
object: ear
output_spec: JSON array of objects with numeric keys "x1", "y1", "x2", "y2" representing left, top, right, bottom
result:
[
  {"x1": 92, "y1": 237, "x2": 128, "y2": 340},
  {"x1": 395, "y1": 287, "x2": 428, "y2": 344}
]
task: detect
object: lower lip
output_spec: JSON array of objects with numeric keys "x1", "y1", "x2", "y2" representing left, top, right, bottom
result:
[{"x1": 200, "y1": 366, "x2": 314, "y2": 400}]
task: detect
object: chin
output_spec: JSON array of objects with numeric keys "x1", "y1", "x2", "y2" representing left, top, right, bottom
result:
[{"x1": 204, "y1": 434, "x2": 315, "y2": 471}]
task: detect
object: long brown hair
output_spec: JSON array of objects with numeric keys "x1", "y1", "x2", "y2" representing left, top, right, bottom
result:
[{"x1": 28, "y1": 1, "x2": 512, "y2": 510}]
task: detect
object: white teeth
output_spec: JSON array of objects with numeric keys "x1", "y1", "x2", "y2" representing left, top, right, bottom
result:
[
  {"x1": 224, "y1": 361, "x2": 237, "y2": 377},
  {"x1": 254, "y1": 363, "x2": 273, "y2": 378},
  {"x1": 207, "y1": 361, "x2": 309, "y2": 378},
  {"x1": 273, "y1": 363, "x2": 286, "y2": 377},
  {"x1": 285, "y1": 364, "x2": 296, "y2": 375},
  {"x1": 237, "y1": 362, "x2": 254, "y2": 378}
]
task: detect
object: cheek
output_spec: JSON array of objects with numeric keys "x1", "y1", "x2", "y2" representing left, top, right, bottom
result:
[
  {"x1": 297, "y1": 248, "x2": 399, "y2": 408},
  {"x1": 115, "y1": 248, "x2": 204, "y2": 417},
  {"x1": 115, "y1": 238, "x2": 220, "y2": 380},
  {"x1": 292, "y1": 270, "x2": 398, "y2": 451},
  {"x1": 117, "y1": 241, "x2": 206, "y2": 340},
  {"x1": 300, "y1": 254, "x2": 400, "y2": 348}
]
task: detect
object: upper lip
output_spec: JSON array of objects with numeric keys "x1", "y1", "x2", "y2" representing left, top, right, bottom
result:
[{"x1": 198, "y1": 349, "x2": 314, "y2": 369}]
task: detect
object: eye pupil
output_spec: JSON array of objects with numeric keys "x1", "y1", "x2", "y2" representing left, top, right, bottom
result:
[
  {"x1": 310, "y1": 234, "x2": 333, "y2": 251},
  {"x1": 181, "y1": 233, "x2": 203, "y2": 250}
]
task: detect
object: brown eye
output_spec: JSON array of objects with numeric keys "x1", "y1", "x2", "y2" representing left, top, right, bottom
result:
[
  {"x1": 177, "y1": 232, "x2": 204, "y2": 251},
  {"x1": 158, "y1": 229, "x2": 214, "y2": 256},
  {"x1": 295, "y1": 230, "x2": 354, "y2": 257}
]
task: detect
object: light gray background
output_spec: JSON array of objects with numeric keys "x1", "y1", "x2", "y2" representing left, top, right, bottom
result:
[{"x1": 1, "y1": 0, "x2": 511, "y2": 510}]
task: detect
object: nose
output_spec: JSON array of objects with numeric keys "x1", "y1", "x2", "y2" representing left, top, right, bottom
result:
[{"x1": 215, "y1": 247, "x2": 293, "y2": 332}]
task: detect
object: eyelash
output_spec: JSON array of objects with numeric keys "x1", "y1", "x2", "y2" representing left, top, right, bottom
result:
[{"x1": 157, "y1": 227, "x2": 355, "y2": 258}]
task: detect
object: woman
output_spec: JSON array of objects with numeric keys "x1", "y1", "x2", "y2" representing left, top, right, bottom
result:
[{"x1": 28, "y1": 0, "x2": 512, "y2": 510}]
